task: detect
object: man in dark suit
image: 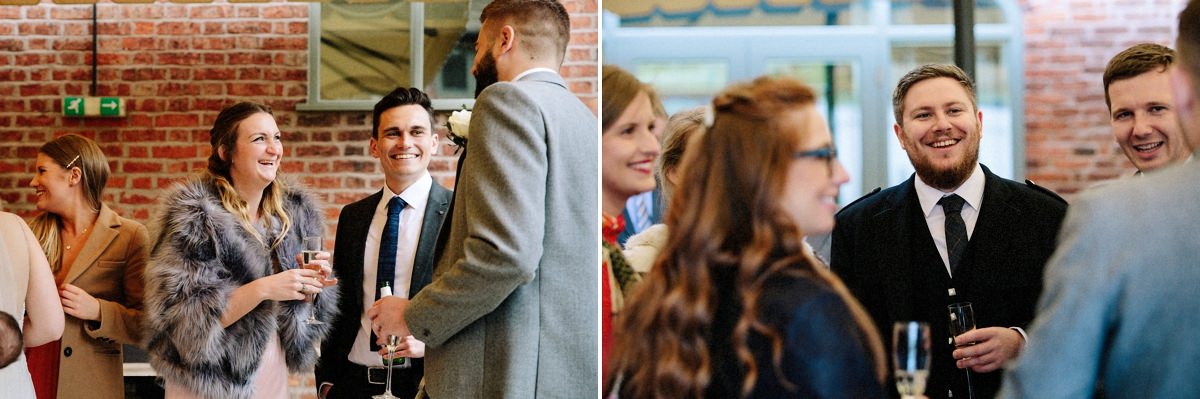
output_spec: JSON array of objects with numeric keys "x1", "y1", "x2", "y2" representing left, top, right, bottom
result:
[
  {"x1": 315, "y1": 87, "x2": 451, "y2": 399},
  {"x1": 831, "y1": 64, "x2": 1067, "y2": 399}
]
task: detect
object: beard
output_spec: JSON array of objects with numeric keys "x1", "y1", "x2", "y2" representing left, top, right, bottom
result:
[
  {"x1": 473, "y1": 50, "x2": 499, "y2": 98},
  {"x1": 907, "y1": 136, "x2": 980, "y2": 191}
]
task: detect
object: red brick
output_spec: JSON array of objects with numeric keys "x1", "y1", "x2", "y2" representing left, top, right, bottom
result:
[
  {"x1": 153, "y1": 145, "x2": 198, "y2": 158},
  {"x1": 155, "y1": 114, "x2": 199, "y2": 128},
  {"x1": 122, "y1": 161, "x2": 162, "y2": 173}
]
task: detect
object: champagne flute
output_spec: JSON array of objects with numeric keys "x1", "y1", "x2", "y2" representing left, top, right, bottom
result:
[
  {"x1": 302, "y1": 236, "x2": 324, "y2": 325},
  {"x1": 892, "y1": 321, "x2": 931, "y2": 399},
  {"x1": 372, "y1": 335, "x2": 400, "y2": 399},
  {"x1": 948, "y1": 302, "x2": 976, "y2": 399}
]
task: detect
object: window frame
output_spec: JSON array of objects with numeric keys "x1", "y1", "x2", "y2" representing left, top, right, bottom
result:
[{"x1": 297, "y1": 2, "x2": 476, "y2": 112}]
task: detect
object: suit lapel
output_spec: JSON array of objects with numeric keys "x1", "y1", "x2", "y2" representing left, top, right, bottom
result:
[
  {"x1": 877, "y1": 178, "x2": 918, "y2": 322},
  {"x1": 961, "y1": 167, "x2": 1017, "y2": 280},
  {"x1": 342, "y1": 191, "x2": 382, "y2": 311},
  {"x1": 65, "y1": 205, "x2": 120, "y2": 284},
  {"x1": 411, "y1": 183, "x2": 450, "y2": 297}
]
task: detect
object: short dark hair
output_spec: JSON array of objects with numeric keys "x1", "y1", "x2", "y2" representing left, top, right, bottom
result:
[
  {"x1": 372, "y1": 87, "x2": 434, "y2": 138},
  {"x1": 480, "y1": 0, "x2": 571, "y2": 65},
  {"x1": 1103, "y1": 43, "x2": 1175, "y2": 111},
  {"x1": 892, "y1": 64, "x2": 977, "y2": 126}
]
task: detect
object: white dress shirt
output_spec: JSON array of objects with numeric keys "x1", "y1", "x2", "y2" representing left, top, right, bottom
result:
[
  {"x1": 914, "y1": 163, "x2": 985, "y2": 278},
  {"x1": 348, "y1": 172, "x2": 432, "y2": 366}
]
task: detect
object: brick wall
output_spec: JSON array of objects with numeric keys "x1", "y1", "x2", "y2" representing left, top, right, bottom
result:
[
  {"x1": 0, "y1": 0, "x2": 597, "y2": 221},
  {"x1": 0, "y1": 1, "x2": 596, "y2": 398},
  {"x1": 1022, "y1": 0, "x2": 1187, "y2": 196}
]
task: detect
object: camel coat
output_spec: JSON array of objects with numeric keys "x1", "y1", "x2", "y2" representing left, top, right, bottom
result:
[{"x1": 52, "y1": 204, "x2": 148, "y2": 399}]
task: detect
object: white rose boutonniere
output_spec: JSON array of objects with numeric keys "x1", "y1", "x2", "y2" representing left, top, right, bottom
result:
[{"x1": 446, "y1": 108, "x2": 471, "y2": 153}]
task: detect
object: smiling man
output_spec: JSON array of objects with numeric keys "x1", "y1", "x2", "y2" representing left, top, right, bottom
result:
[
  {"x1": 314, "y1": 87, "x2": 451, "y2": 399},
  {"x1": 1104, "y1": 43, "x2": 1192, "y2": 175},
  {"x1": 830, "y1": 64, "x2": 1068, "y2": 399}
]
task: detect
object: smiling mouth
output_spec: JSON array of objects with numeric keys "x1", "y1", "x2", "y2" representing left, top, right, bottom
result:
[
  {"x1": 931, "y1": 138, "x2": 960, "y2": 148},
  {"x1": 389, "y1": 154, "x2": 418, "y2": 160},
  {"x1": 1133, "y1": 141, "x2": 1164, "y2": 152}
]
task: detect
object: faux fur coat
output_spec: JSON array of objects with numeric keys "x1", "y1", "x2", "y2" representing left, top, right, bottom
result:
[{"x1": 144, "y1": 175, "x2": 339, "y2": 399}]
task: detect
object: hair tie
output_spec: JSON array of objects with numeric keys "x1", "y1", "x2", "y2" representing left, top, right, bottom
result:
[{"x1": 702, "y1": 104, "x2": 715, "y2": 128}]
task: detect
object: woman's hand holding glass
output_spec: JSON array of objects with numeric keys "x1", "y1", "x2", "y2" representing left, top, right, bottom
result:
[{"x1": 253, "y1": 267, "x2": 326, "y2": 302}]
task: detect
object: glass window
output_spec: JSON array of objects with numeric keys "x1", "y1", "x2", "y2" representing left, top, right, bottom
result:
[
  {"x1": 890, "y1": 0, "x2": 1005, "y2": 25},
  {"x1": 633, "y1": 61, "x2": 729, "y2": 114},
  {"x1": 606, "y1": 0, "x2": 871, "y2": 27},
  {"x1": 301, "y1": 0, "x2": 478, "y2": 110}
]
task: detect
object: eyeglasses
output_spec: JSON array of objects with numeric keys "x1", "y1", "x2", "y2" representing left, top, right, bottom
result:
[{"x1": 793, "y1": 145, "x2": 839, "y2": 177}]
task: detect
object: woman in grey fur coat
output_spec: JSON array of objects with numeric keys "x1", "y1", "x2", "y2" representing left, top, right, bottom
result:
[{"x1": 144, "y1": 102, "x2": 340, "y2": 399}]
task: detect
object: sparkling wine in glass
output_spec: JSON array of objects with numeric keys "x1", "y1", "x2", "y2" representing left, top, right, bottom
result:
[
  {"x1": 948, "y1": 301, "x2": 976, "y2": 399},
  {"x1": 302, "y1": 236, "x2": 324, "y2": 325},
  {"x1": 372, "y1": 335, "x2": 400, "y2": 399},
  {"x1": 892, "y1": 321, "x2": 931, "y2": 399}
]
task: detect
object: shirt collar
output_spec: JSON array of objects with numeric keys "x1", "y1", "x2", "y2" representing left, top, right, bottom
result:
[
  {"x1": 379, "y1": 172, "x2": 433, "y2": 212},
  {"x1": 512, "y1": 67, "x2": 558, "y2": 82},
  {"x1": 914, "y1": 163, "x2": 985, "y2": 217}
]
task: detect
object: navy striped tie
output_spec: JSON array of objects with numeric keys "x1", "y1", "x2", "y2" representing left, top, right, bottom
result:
[{"x1": 371, "y1": 196, "x2": 405, "y2": 351}]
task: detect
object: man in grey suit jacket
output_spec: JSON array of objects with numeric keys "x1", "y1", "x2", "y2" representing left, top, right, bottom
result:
[
  {"x1": 368, "y1": 1, "x2": 598, "y2": 397},
  {"x1": 999, "y1": 3, "x2": 1200, "y2": 397},
  {"x1": 316, "y1": 88, "x2": 451, "y2": 399}
]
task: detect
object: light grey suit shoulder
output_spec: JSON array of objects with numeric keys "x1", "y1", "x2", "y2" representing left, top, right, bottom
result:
[
  {"x1": 405, "y1": 71, "x2": 599, "y2": 398},
  {"x1": 1000, "y1": 160, "x2": 1200, "y2": 398}
]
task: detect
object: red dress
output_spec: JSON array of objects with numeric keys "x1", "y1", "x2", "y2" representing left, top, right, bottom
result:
[{"x1": 601, "y1": 213, "x2": 624, "y2": 375}]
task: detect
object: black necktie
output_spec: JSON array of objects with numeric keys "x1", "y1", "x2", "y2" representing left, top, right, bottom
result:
[
  {"x1": 939, "y1": 194, "x2": 968, "y2": 274},
  {"x1": 372, "y1": 196, "x2": 405, "y2": 351}
]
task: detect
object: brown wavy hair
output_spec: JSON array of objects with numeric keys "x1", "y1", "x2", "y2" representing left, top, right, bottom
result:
[{"x1": 605, "y1": 76, "x2": 886, "y2": 398}]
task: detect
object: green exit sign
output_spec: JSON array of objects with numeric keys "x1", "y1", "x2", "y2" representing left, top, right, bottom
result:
[{"x1": 63, "y1": 97, "x2": 126, "y2": 118}]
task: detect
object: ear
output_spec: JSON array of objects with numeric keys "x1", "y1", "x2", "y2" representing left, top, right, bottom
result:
[
  {"x1": 369, "y1": 137, "x2": 380, "y2": 159},
  {"x1": 217, "y1": 145, "x2": 227, "y2": 161},
  {"x1": 893, "y1": 122, "x2": 906, "y2": 150},
  {"x1": 1171, "y1": 65, "x2": 1196, "y2": 116},
  {"x1": 976, "y1": 109, "x2": 984, "y2": 139},
  {"x1": 68, "y1": 167, "x2": 82, "y2": 186},
  {"x1": 496, "y1": 25, "x2": 516, "y2": 55}
]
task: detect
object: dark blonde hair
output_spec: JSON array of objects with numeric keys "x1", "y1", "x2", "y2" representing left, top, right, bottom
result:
[
  {"x1": 607, "y1": 76, "x2": 885, "y2": 398},
  {"x1": 207, "y1": 102, "x2": 291, "y2": 250},
  {"x1": 29, "y1": 134, "x2": 110, "y2": 271},
  {"x1": 1103, "y1": 43, "x2": 1175, "y2": 111},
  {"x1": 892, "y1": 63, "x2": 977, "y2": 125},
  {"x1": 657, "y1": 107, "x2": 706, "y2": 201}
]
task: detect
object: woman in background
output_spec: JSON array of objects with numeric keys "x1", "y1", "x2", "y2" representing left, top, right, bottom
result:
[
  {"x1": 601, "y1": 65, "x2": 662, "y2": 371},
  {"x1": 607, "y1": 76, "x2": 887, "y2": 398},
  {"x1": 24, "y1": 134, "x2": 147, "y2": 399},
  {"x1": 144, "y1": 102, "x2": 338, "y2": 399},
  {"x1": 0, "y1": 211, "x2": 63, "y2": 397},
  {"x1": 622, "y1": 106, "x2": 706, "y2": 273}
]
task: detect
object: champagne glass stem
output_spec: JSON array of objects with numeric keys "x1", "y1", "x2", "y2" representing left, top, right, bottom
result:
[{"x1": 384, "y1": 337, "x2": 396, "y2": 396}]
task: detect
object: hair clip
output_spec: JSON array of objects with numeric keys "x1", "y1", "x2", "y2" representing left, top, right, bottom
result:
[
  {"x1": 64, "y1": 155, "x2": 80, "y2": 169},
  {"x1": 702, "y1": 104, "x2": 715, "y2": 128}
]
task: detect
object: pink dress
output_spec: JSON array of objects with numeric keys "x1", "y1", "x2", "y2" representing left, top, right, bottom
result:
[{"x1": 165, "y1": 334, "x2": 289, "y2": 398}]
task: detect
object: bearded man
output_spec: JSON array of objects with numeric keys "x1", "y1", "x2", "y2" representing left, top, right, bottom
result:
[{"x1": 830, "y1": 64, "x2": 1068, "y2": 399}]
